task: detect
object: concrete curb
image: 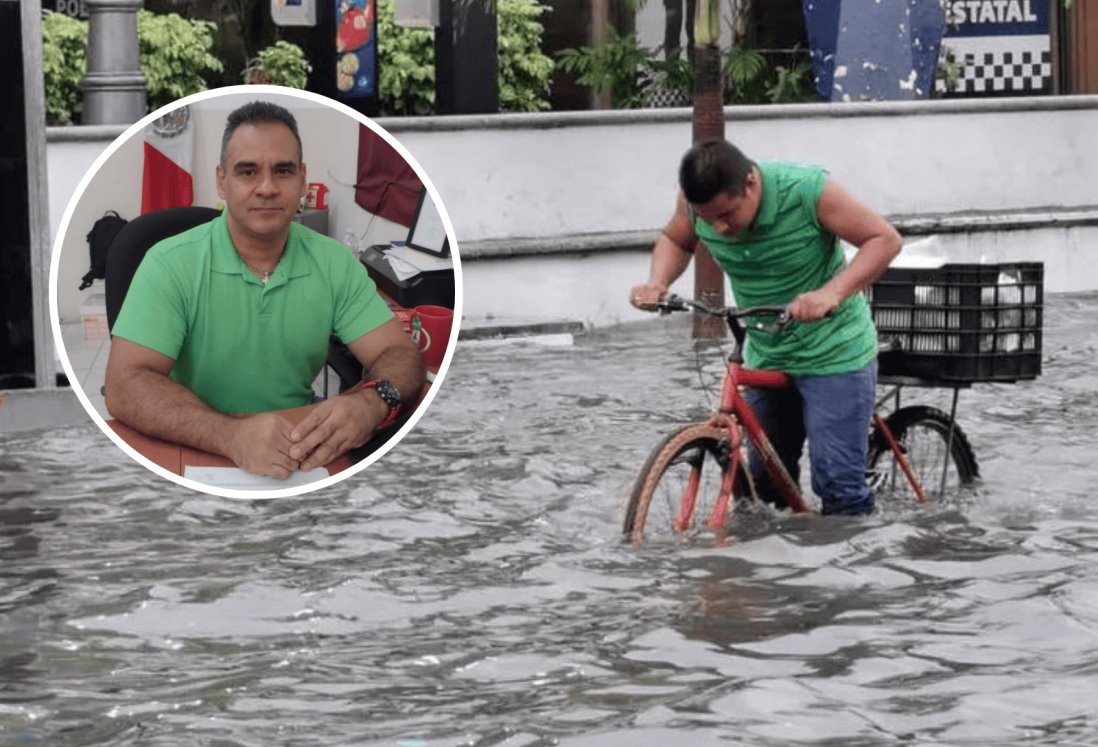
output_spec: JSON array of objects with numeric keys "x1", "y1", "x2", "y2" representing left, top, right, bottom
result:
[
  {"x1": 0, "y1": 388, "x2": 85, "y2": 434},
  {"x1": 458, "y1": 205, "x2": 1098, "y2": 260},
  {"x1": 459, "y1": 320, "x2": 586, "y2": 341},
  {"x1": 377, "y1": 95, "x2": 1098, "y2": 133}
]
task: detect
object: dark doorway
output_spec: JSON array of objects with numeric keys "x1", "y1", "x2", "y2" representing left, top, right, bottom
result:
[{"x1": 0, "y1": 0, "x2": 37, "y2": 389}]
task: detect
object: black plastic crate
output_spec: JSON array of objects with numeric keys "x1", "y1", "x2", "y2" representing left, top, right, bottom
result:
[{"x1": 868, "y1": 262, "x2": 1043, "y2": 383}]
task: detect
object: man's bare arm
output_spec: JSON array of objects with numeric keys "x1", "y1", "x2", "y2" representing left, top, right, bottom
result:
[
  {"x1": 630, "y1": 193, "x2": 699, "y2": 310},
  {"x1": 104, "y1": 337, "x2": 300, "y2": 478},
  {"x1": 788, "y1": 178, "x2": 902, "y2": 321},
  {"x1": 289, "y1": 318, "x2": 426, "y2": 470},
  {"x1": 346, "y1": 317, "x2": 428, "y2": 404}
]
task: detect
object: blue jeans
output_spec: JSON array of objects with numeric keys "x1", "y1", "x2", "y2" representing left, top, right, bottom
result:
[{"x1": 744, "y1": 361, "x2": 877, "y2": 515}]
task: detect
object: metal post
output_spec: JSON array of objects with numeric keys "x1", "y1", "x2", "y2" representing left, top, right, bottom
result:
[
  {"x1": 82, "y1": 0, "x2": 146, "y2": 124},
  {"x1": 21, "y1": 0, "x2": 55, "y2": 389}
]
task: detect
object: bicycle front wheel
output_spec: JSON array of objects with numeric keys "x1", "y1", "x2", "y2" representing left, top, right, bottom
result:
[
  {"x1": 624, "y1": 424, "x2": 741, "y2": 542},
  {"x1": 868, "y1": 405, "x2": 979, "y2": 502}
]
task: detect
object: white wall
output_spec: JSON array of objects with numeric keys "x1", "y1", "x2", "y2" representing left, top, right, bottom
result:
[
  {"x1": 459, "y1": 250, "x2": 701, "y2": 329},
  {"x1": 383, "y1": 99, "x2": 1098, "y2": 245},
  {"x1": 456, "y1": 224, "x2": 1098, "y2": 330},
  {"x1": 54, "y1": 94, "x2": 414, "y2": 322}
]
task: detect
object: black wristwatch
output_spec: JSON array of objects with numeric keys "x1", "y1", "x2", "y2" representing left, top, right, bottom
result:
[{"x1": 354, "y1": 379, "x2": 403, "y2": 428}]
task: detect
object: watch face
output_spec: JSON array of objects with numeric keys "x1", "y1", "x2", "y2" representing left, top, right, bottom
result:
[{"x1": 375, "y1": 379, "x2": 402, "y2": 407}]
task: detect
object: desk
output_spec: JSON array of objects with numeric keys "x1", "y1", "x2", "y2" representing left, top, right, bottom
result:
[{"x1": 107, "y1": 404, "x2": 355, "y2": 479}]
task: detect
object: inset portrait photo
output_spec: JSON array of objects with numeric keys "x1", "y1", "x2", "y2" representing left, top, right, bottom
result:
[{"x1": 49, "y1": 85, "x2": 460, "y2": 498}]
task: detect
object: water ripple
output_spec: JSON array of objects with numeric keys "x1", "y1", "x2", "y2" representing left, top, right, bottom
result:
[{"x1": 3, "y1": 293, "x2": 1098, "y2": 745}]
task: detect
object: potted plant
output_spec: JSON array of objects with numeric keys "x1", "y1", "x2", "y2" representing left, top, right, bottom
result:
[{"x1": 244, "y1": 40, "x2": 311, "y2": 88}]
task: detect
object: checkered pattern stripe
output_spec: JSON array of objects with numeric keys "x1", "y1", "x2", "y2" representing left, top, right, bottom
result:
[
  {"x1": 938, "y1": 48, "x2": 1051, "y2": 95},
  {"x1": 640, "y1": 68, "x2": 691, "y2": 108},
  {"x1": 645, "y1": 86, "x2": 691, "y2": 108}
]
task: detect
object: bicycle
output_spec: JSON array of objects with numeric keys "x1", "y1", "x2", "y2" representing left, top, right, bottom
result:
[{"x1": 623, "y1": 295, "x2": 979, "y2": 542}]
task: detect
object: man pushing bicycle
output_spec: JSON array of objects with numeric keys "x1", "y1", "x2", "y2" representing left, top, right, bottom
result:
[{"x1": 630, "y1": 140, "x2": 902, "y2": 515}]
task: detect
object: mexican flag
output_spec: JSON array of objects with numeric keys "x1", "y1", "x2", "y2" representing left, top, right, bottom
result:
[{"x1": 141, "y1": 105, "x2": 194, "y2": 214}]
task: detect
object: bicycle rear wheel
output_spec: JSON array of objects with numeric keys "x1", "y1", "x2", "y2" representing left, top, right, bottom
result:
[
  {"x1": 624, "y1": 424, "x2": 741, "y2": 542},
  {"x1": 868, "y1": 405, "x2": 979, "y2": 502}
]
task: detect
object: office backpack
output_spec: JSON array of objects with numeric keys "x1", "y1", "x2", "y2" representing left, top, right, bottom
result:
[{"x1": 79, "y1": 210, "x2": 128, "y2": 290}]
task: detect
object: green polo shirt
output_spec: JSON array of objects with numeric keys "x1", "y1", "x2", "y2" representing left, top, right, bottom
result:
[
  {"x1": 693, "y1": 160, "x2": 878, "y2": 376},
  {"x1": 113, "y1": 212, "x2": 392, "y2": 413}
]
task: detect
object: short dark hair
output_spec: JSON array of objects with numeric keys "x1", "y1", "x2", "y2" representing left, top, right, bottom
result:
[
  {"x1": 220, "y1": 101, "x2": 303, "y2": 165},
  {"x1": 679, "y1": 139, "x2": 756, "y2": 204}
]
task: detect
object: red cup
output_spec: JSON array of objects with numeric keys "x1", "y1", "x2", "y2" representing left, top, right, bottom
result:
[
  {"x1": 306, "y1": 182, "x2": 329, "y2": 210},
  {"x1": 411, "y1": 304, "x2": 453, "y2": 369}
]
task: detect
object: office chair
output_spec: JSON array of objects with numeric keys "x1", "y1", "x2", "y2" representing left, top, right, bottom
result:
[
  {"x1": 104, "y1": 206, "x2": 222, "y2": 330},
  {"x1": 104, "y1": 206, "x2": 363, "y2": 395}
]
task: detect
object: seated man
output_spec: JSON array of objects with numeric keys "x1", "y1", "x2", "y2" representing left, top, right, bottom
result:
[{"x1": 105, "y1": 101, "x2": 425, "y2": 479}]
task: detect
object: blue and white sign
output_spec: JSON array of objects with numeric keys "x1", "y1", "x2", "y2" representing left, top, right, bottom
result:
[
  {"x1": 939, "y1": 0, "x2": 1051, "y2": 95},
  {"x1": 944, "y1": 0, "x2": 1049, "y2": 36}
]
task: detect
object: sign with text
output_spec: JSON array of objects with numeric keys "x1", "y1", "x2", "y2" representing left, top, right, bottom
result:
[
  {"x1": 45, "y1": 0, "x2": 87, "y2": 19},
  {"x1": 938, "y1": 0, "x2": 1051, "y2": 96},
  {"x1": 944, "y1": 0, "x2": 1049, "y2": 37}
]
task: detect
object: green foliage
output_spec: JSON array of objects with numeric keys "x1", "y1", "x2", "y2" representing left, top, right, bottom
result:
[
  {"x1": 376, "y1": 0, "x2": 436, "y2": 115},
  {"x1": 42, "y1": 11, "x2": 87, "y2": 125},
  {"x1": 724, "y1": 47, "x2": 766, "y2": 91},
  {"x1": 497, "y1": 0, "x2": 554, "y2": 112},
  {"x1": 724, "y1": 46, "x2": 786, "y2": 102},
  {"x1": 935, "y1": 44, "x2": 963, "y2": 96},
  {"x1": 646, "y1": 54, "x2": 692, "y2": 101},
  {"x1": 766, "y1": 61, "x2": 813, "y2": 103},
  {"x1": 245, "y1": 41, "x2": 311, "y2": 89},
  {"x1": 136, "y1": 10, "x2": 224, "y2": 112},
  {"x1": 556, "y1": 28, "x2": 650, "y2": 108},
  {"x1": 557, "y1": 34, "x2": 818, "y2": 109},
  {"x1": 42, "y1": 9, "x2": 224, "y2": 123},
  {"x1": 376, "y1": 0, "x2": 553, "y2": 115}
]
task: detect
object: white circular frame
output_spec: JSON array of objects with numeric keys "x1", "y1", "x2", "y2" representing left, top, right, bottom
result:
[{"x1": 48, "y1": 85, "x2": 463, "y2": 500}]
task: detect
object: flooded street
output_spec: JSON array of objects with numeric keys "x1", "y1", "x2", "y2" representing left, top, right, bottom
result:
[{"x1": 2, "y1": 293, "x2": 1098, "y2": 746}]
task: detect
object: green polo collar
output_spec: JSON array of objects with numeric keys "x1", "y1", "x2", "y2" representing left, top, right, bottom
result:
[
  {"x1": 209, "y1": 211, "x2": 312, "y2": 286},
  {"x1": 750, "y1": 161, "x2": 779, "y2": 231}
]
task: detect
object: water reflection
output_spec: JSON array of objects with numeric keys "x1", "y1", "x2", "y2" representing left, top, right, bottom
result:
[{"x1": 0, "y1": 293, "x2": 1096, "y2": 745}]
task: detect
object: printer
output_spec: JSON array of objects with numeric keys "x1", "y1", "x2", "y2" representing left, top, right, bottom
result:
[
  {"x1": 359, "y1": 189, "x2": 455, "y2": 309},
  {"x1": 360, "y1": 244, "x2": 455, "y2": 309}
]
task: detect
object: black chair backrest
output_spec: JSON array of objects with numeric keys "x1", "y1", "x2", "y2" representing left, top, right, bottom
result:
[{"x1": 104, "y1": 206, "x2": 221, "y2": 331}]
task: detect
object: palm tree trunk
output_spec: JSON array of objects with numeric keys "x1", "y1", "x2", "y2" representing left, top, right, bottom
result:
[
  {"x1": 691, "y1": 0, "x2": 725, "y2": 338},
  {"x1": 590, "y1": 0, "x2": 612, "y2": 109}
]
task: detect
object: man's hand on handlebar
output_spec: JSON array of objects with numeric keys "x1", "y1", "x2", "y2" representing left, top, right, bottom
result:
[
  {"x1": 629, "y1": 283, "x2": 669, "y2": 312},
  {"x1": 787, "y1": 288, "x2": 842, "y2": 322}
]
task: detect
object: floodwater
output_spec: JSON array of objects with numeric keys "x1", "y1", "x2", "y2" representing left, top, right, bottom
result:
[{"x1": 2, "y1": 292, "x2": 1098, "y2": 746}]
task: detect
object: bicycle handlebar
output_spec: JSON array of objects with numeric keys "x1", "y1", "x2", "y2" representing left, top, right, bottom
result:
[{"x1": 658, "y1": 294, "x2": 791, "y2": 333}]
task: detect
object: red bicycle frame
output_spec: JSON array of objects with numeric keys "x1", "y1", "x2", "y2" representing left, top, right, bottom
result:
[
  {"x1": 657, "y1": 296, "x2": 929, "y2": 533},
  {"x1": 701, "y1": 362, "x2": 811, "y2": 529},
  {"x1": 683, "y1": 361, "x2": 929, "y2": 531}
]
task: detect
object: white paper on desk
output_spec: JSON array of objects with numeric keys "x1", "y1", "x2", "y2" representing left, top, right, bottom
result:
[
  {"x1": 184, "y1": 466, "x2": 329, "y2": 490},
  {"x1": 387, "y1": 245, "x2": 453, "y2": 272},
  {"x1": 385, "y1": 253, "x2": 422, "y2": 281}
]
